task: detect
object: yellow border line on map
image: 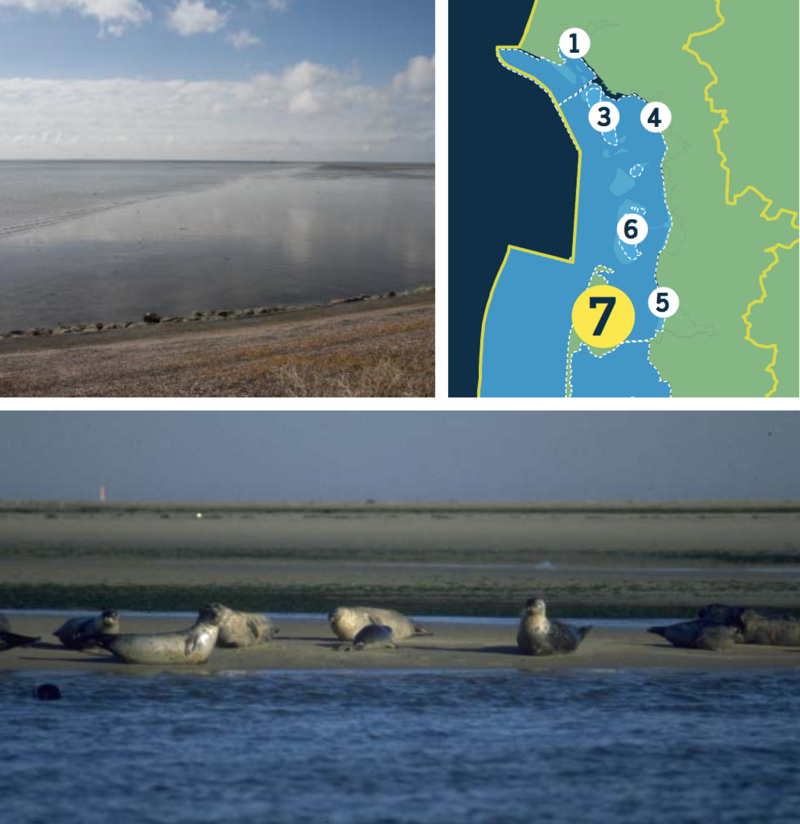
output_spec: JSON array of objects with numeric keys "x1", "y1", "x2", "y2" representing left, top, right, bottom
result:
[
  {"x1": 476, "y1": 1, "x2": 582, "y2": 397},
  {"x1": 741, "y1": 239, "x2": 800, "y2": 397},
  {"x1": 683, "y1": 0, "x2": 800, "y2": 397}
]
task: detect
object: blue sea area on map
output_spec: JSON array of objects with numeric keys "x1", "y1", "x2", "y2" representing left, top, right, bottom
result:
[
  {"x1": 570, "y1": 343, "x2": 671, "y2": 397},
  {"x1": 480, "y1": 49, "x2": 673, "y2": 397}
]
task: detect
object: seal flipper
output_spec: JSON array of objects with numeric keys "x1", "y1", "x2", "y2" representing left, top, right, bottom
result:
[
  {"x1": 647, "y1": 626, "x2": 668, "y2": 638},
  {"x1": 0, "y1": 631, "x2": 41, "y2": 652},
  {"x1": 577, "y1": 626, "x2": 593, "y2": 641},
  {"x1": 412, "y1": 621, "x2": 433, "y2": 637}
]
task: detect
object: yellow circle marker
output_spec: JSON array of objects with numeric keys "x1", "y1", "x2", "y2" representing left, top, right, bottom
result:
[{"x1": 572, "y1": 285, "x2": 635, "y2": 348}]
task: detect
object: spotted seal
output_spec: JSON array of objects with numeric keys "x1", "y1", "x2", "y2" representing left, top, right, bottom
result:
[
  {"x1": 648, "y1": 619, "x2": 740, "y2": 651},
  {"x1": 698, "y1": 604, "x2": 800, "y2": 647},
  {"x1": 54, "y1": 610, "x2": 120, "y2": 650},
  {"x1": 328, "y1": 607, "x2": 432, "y2": 642},
  {"x1": 209, "y1": 603, "x2": 276, "y2": 648},
  {"x1": 99, "y1": 605, "x2": 223, "y2": 665},
  {"x1": 516, "y1": 597, "x2": 592, "y2": 656}
]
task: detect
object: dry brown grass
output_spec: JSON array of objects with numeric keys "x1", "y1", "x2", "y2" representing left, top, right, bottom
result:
[{"x1": 0, "y1": 292, "x2": 434, "y2": 397}]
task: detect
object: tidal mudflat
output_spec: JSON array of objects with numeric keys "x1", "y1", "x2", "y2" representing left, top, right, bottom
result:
[
  {"x1": 2, "y1": 501, "x2": 799, "y2": 616},
  {"x1": 0, "y1": 162, "x2": 434, "y2": 332}
]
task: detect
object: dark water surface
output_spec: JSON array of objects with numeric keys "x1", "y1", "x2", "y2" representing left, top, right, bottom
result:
[
  {"x1": 0, "y1": 161, "x2": 434, "y2": 330},
  {"x1": 1, "y1": 669, "x2": 799, "y2": 823}
]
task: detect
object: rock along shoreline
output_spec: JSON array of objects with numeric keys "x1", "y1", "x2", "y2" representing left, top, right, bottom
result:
[{"x1": 0, "y1": 285, "x2": 434, "y2": 341}]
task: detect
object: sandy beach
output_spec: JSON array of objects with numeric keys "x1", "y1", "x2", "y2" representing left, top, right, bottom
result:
[
  {"x1": 3, "y1": 614, "x2": 798, "y2": 674},
  {"x1": 0, "y1": 290, "x2": 434, "y2": 397}
]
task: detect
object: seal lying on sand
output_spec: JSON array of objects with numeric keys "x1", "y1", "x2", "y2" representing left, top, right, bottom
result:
[
  {"x1": 648, "y1": 619, "x2": 740, "y2": 651},
  {"x1": 54, "y1": 610, "x2": 120, "y2": 650},
  {"x1": 517, "y1": 597, "x2": 592, "y2": 656},
  {"x1": 0, "y1": 612, "x2": 40, "y2": 652},
  {"x1": 341, "y1": 624, "x2": 397, "y2": 652},
  {"x1": 99, "y1": 605, "x2": 223, "y2": 665},
  {"x1": 698, "y1": 603, "x2": 800, "y2": 646},
  {"x1": 209, "y1": 603, "x2": 276, "y2": 648},
  {"x1": 329, "y1": 607, "x2": 432, "y2": 642}
]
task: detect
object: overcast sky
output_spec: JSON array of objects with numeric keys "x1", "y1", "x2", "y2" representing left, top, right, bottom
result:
[
  {"x1": 0, "y1": 412, "x2": 796, "y2": 502},
  {"x1": 0, "y1": 0, "x2": 434, "y2": 161}
]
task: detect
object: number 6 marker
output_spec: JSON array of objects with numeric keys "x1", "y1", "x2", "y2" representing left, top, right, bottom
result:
[{"x1": 617, "y1": 213, "x2": 649, "y2": 245}]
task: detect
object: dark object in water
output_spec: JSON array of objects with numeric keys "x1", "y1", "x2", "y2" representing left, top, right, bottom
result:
[
  {"x1": 648, "y1": 620, "x2": 739, "y2": 651},
  {"x1": 35, "y1": 684, "x2": 62, "y2": 701},
  {"x1": 143, "y1": 312, "x2": 161, "y2": 324},
  {"x1": 698, "y1": 604, "x2": 800, "y2": 647},
  {"x1": 0, "y1": 630, "x2": 41, "y2": 652}
]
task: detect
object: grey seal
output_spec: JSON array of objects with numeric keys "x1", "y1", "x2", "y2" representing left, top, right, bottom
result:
[
  {"x1": 54, "y1": 610, "x2": 120, "y2": 650},
  {"x1": 516, "y1": 597, "x2": 592, "y2": 656},
  {"x1": 648, "y1": 619, "x2": 740, "y2": 651},
  {"x1": 328, "y1": 606, "x2": 432, "y2": 642},
  {"x1": 99, "y1": 605, "x2": 223, "y2": 665},
  {"x1": 343, "y1": 624, "x2": 397, "y2": 652},
  {"x1": 698, "y1": 603, "x2": 800, "y2": 647},
  {"x1": 209, "y1": 603, "x2": 276, "y2": 648}
]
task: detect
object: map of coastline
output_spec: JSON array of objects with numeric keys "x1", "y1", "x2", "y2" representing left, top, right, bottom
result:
[
  {"x1": 469, "y1": 0, "x2": 799, "y2": 399},
  {"x1": 479, "y1": 48, "x2": 672, "y2": 397}
]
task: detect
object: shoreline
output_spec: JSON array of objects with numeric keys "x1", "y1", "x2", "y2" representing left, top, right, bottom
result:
[
  {"x1": 0, "y1": 284, "x2": 433, "y2": 341},
  {"x1": 0, "y1": 288, "x2": 434, "y2": 396},
  {"x1": 1, "y1": 617, "x2": 797, "y2": 673}
]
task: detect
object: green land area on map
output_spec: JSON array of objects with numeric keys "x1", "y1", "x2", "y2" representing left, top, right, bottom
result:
[{"x1": 521, "y1": 0, "x2": 799, "y2": 397}]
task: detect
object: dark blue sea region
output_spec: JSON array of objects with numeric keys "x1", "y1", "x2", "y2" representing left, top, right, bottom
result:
[
  {"x1": 0, "y1": 162, "x2": 434, "y2": 331},
  {"x1": 447, "y1": 0, "x2": 573, "y2": 397},
  {"x1": 480, "y1": 49, "x2": 672, "y2": 397},
  {"x1": 2, "y1": 669, "x2": 800, "y2": 824},
  {"x1": 571, "y1": 341, "x2": 671, "y2": 397}
]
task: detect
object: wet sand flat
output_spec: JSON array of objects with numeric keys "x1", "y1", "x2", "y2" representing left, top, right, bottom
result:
[
  {"x1": 1, "y1": 616, "x2": 797, "y2": 674},
  {"x1": 2, "y1": 503, "x2": 800, "y2": 616}
]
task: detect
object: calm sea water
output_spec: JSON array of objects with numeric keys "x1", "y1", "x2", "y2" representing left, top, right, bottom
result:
[
  {"x1": 0, "y1": 161, "x2": 434, "y2": 330},
  {"x1": 1, "y1": 669, "x2": 799, "y2": 824}
]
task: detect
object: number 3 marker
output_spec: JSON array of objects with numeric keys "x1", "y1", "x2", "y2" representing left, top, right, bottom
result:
[{"x1": 589, "y1": 101, "x2": 620, "y2": 133}]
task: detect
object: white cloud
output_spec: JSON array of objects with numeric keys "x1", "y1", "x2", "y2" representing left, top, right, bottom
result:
[
  {"x1": 0, "y1": 0, "x2": 150, "y2": 35},
  {"x1": 167, "y1": 0, "x2": 228, "y2": 36},
  {"x1": 392, "y1": 55, "x2": 435, "y2": 100},
  {"x1": 225, "y1": 28, "x2": 261, "y2": 50},
  {"x1": 0, "y1": 56, "x2": 435, "y2": 162},
  {"x1": 265, "y1": 0, "x2": 291, "y2": 10}
]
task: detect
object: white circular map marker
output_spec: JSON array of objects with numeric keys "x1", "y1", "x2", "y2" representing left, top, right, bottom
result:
[
  {"x1": 589, "y1": 101, "x2": 620, "y2": 133},
  {"x1": 559, "y1": 28, "x2": 590, "y2": 59},
  {"x1": 641, "y1": 101, "x2": 672, "y2": 132},
  {"x1": 617, "y1": 213, "x2": 649, "y2": 245},
  {"x1": 648, "y1": 287, "x2": 680, "y2": 318}
]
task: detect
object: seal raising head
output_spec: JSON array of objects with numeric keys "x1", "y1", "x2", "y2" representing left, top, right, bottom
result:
[
  {"x1": 100, "y1": 605, "x2": 223, "y2": 665},
  {"x1": 55, "y1": 610, "x2": 121, "y2": 650},
  {"x1": 517, "y1": 597, "x2": 592, "y2": 657}
]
